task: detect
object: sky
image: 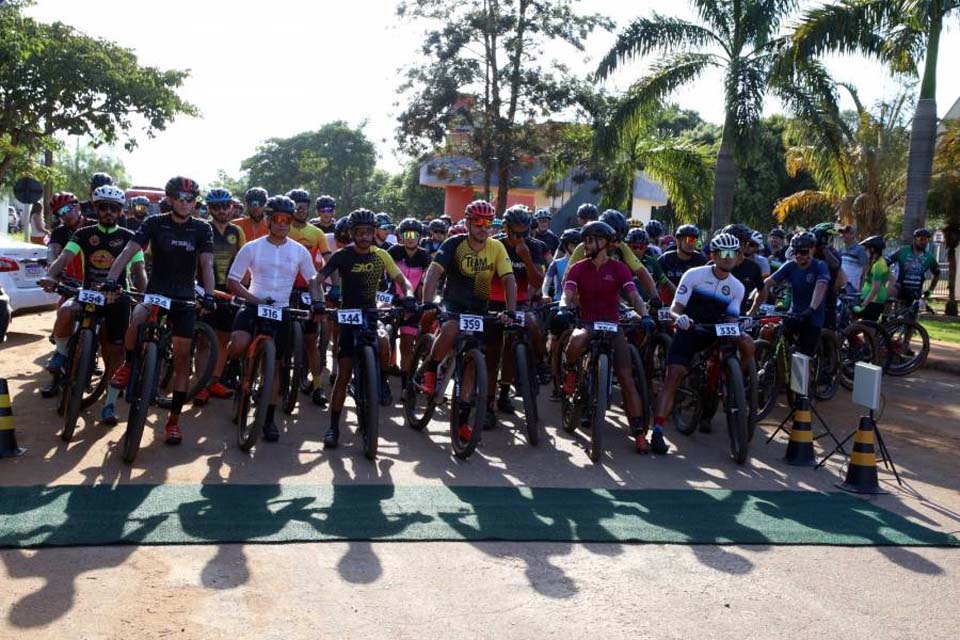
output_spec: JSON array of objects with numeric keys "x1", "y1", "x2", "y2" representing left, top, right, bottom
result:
[{"x1": 25, "y1": 0, "x2": 960, "y2": 189}]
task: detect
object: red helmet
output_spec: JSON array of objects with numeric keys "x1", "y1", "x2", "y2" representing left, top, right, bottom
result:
[
  {"x1": 49, "y1": 192, "x2": 79, "y2": 216},
  {"x1": 164, "y1": 175, "x2": 201, "y2": 198},
  {"x1": 464, "y1": 199, "x2": 495, "y2": 221},
  {"x1": 448, "y1": 222, "x2": 468, "y2": 236}
]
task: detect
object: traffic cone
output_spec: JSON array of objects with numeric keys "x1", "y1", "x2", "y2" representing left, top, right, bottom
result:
[
  {"x1": 837, "y1": 416, "x2": 886, "y2": 495},
  {"x1": 0, "y1": 378, "x2": 25, "y2": 457},
  {"x1": 784, "y1": 394, "x2": 816, "y2": 467}
]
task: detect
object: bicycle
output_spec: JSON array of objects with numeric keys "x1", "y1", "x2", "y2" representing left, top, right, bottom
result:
[
  {"x1": 835, "y1": 295, "x2": 880, "y2": 390},
  {"x1": 279, "y1": 290, "x2": 311, "y2": 415},
  {"x1": 879, "y1": 298, "x2": 930, "y2": 376},
  {"x1": 501, "y1": 310, "x2": 540, "y2": 446}
]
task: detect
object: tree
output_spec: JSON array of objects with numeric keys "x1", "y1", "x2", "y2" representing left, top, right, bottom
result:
[
  {"x1": 363, "y1": 160, "x2": 447, "y2": 218},
  {"x1": 240, "y1": 122, "x2": 377, "y2": 212},
  {"x1": 0, "y1": 1, "x2": 196, "y2": 191},
  {"x1": 792, "y1": 0, "x2": 960, "y2": 243},
  {"x1": 209, "y1": 170, "x2": 248, "y2": 197},
  {"x1": 928, "y1": 119, "x2": 960, "y2": 314},
  {"x1": 595, "y1": 0, "x2": 840, "y2": 230},
  {"x1": 53, "y1": 140, "x2": 130, "y2": 197},
  {"x1": 395, "y1": 0, "x2": 612, "y2": 213}
]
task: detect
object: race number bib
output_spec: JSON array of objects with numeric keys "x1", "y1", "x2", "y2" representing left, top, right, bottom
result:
[
  {"x1": 715, "y1": 323, "x2": 740, "y2": 337},
  {"x1": 144, "y1": 293, "x2": 171, "y2": 309},
  {"x1": 257, "y1": 305, "x2": 282, "y2": 321},
  {"x1": 459, "y1": 315, "x2": 484, "y2": 332},
  {"x1": 78, "y1": 289, "x2": 105, "y2": 306},
  {"x1": 376, "y1": 292, "x2": 394, "y2": 305},
  {"x1": 593, "y1": 322, "x2": 618, "y2": 333},
  {"x1": 337, "y1": 309, "x2": 363, "y2": 325},
  {"x1": 658, "y1": 308, "x2": 673, "y2": 321}
]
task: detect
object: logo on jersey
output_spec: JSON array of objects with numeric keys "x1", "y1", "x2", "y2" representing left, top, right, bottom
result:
[
  {"x1": 109, "y1": 237, "x2": 125, "y2": 249},
  {"x1": 170, "y1": 239, "x2": 195, "y2": 251},
  {"x1": 227, "y1": 234, "x2": 238, "y2": 245},
  {"x1": 351, "y1": 262, "x2": 377, "y2": 274},
  {"x1": 462, "y1": 255, "x2": 490, "y2": 274},
  {"x1": 88, "y1": 235, "x2": 100, "y2": 247},
  {"x1": 721, "y1": 285, "x2": 730, "y2": 296},
  {"x1": 805, "y1": 273, "x2": 814, "y2": 283},
  {"x1": 89, "y1": 249, "x2": 114, "y2": 270},
  {"x1": 677, "y1": 284, "x2": 688, "y2": 295}
]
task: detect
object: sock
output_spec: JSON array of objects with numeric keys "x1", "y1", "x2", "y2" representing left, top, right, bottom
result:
[
  {"x1": 104, "y1": 385, "x2": 121, "y2": 407},
  {"x1": 329, "y1": 411, "x2": 341, "y2": 432},
  {"x1": 169, "y1": 391, "x2": 187, "y2": 420},
  {"x1": 654, "y1": 415, "x2": 666, "y2": 427},
  {"x1": 265, "y1": 404, "x2": 275, "y2": 425},
  {"x1": 629, "y1": 416, "x2": 645, "y2": 434},
  {"x1": 55, "y1": 337, "x2": 69, "y2": 356}
]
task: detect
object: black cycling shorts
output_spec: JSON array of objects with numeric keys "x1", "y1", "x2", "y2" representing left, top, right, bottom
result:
[
  {"x1": 83, "y1": 299, "x2": 129, "y2": 345},
  {"x1": 164, "y1": 306, "x2": 195, "y2": 340},
  {"x1": 207, "y1": 303, "x2": 236, "y2": 333},
  {"x1": 666, "y1": 330, "x2": 717, "y2": 368},
  {"x1": 231, "y1": 305, "x2": 291, "y2": 360}
]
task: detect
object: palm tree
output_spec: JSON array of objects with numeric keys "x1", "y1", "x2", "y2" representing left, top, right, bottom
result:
[
  {"x1": 793, "y1": 0, "x2": 960, "y2": 243},
  {"x1": 595, "y1": 0, "x2": 837, "y2": 230},
  {"x1": 928, "y1": 119, "x2": 960, "y2": 314}
]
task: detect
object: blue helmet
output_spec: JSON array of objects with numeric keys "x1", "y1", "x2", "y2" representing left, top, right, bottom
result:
[
  {"x1": 534, "y1": 208, "x2": 552, "y2": 220},
  {"x1": 205, "y1": 188, "x2": 232, "y2": 204}
]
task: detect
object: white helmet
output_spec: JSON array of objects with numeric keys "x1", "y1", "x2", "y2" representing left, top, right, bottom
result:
[
  {"x1": 710, "y1": 232, "x2": 740, "y2": 252},
  {"x1": 92, "y1": 185, "x2": 126, "y2": 205},
  {"x1": 750, "y1": 230, "x2": 764, "y2": 247}
]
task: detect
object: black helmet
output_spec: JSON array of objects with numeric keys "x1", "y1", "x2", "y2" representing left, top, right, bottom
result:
[
  {"x1": 859, "y1": 235, "x2": 885, "y2": 253},
  {"x1": 90, "y1": 172, "x2": 114, "y2": 191},
  {"x1": 244, "y1": 187, "x2": 268, "y2": 205},
  {"x1": 625, "y1": 227, "x2": 649, "y2": 245},
  {"x1": 676, "y1": 224, "x2": 699, "y2": 239},
  {"x1": 721, "y1": 223, "x2": 753, "y2": 246},
  {"x1": 315, "y1": 194, "x2": 336, "y2": 212},
  {"x1": 349, "y1": 208, "x2": 378, "y2": 229},
  {"x1": 913, "y1": 227, "x2": 932, "y2": 238},
  {"x1": 580, "y1": 220, "x2": 615, "y2": 242},
  {"x1": 769, "y1": 228, "x2": 786, "y2": 239},
  {"x1": 429, "y1": 219, "x2": 448, "y2": 233},
  {"x1": 334, "y1": 217, "x2": 351, "y2": 244},
  {"x1": 164, "y1": 175, "x2": 200, "y2": 198},
  {"x1": 397, "y1": 217, "x2": 422, "y2": 234},
  {"x1": 559, "y1": 228, "x2": 581, "y2": 249},
  {"x1": 503, "y1": 205, "x2": 532, "y2": 228},
  {"x1": 599, "y1": 209, "x2": 628, "y2": 241},
  {"x1": 576, "y1": 203, "x2": 599, "y2": 221},
  {"x1": 286, "y1": 189, "x2": 311, "y2": 204},
  {"x1": 534, "y1": 208, "x2": 552, "y2": 220},
  {"x1": 374, "y1": 212, "x2": 394, "y2": 229},
  {"x1": 264, "y1": 195, "x2": 296, "y2": 215},
  {"x1": 645, "y1": 219, "x2": 664, "y2": 237},
  {"x1": 789, "y1": 231, "x2": 816, "y2": 250}
]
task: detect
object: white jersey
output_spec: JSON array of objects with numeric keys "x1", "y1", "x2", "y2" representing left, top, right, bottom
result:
[
  {"x1": 228, "y1": 236, "x2": 317, "y2": 307},
  {"x1": 674, "y1": 265, "x2": 745, "y2": 323}
]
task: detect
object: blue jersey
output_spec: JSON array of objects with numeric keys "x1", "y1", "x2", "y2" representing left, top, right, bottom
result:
[
  {"x1": 546, "y1": 257, "x2": 569, "y2": 301},
  {"x1": 771, "y1": 259, "x2": 830, "y2": 327}
]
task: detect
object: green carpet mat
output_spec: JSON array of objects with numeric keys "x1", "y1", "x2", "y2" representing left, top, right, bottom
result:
[{"x1": 0, "y1": 485, "x2": 956, "y2": 548}]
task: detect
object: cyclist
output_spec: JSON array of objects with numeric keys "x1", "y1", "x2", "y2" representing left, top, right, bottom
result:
[
  {"x1": 566, "y1": 210, "x2": 658, "y2": 298},
  {"x1": 309, "y1": 194, "x2": 337, "y2": 233},
  {"x1": 746, "y1": 230, "x2": 771, "y2": 279},
  {"x1": 658, "y1": 224, "x2": 707, "y2": 288},
  {"x1": 123, "y1": 196, "x2": 151, "y2": 232},
  {"x1": 750, "y1": 232, "x2": 829, "y2": 357},
  {"x1": 854, "y1": 235, "x2": 890, "y2": 321},
  {"x1": 490, "y1": 217, "x2": 504, "y2": 238},
  {"x1": 626, "y1": 227, "x2": 675, "y2": 301},
  {"x1": 886, "y1": 228, "x2": 940, "y2": 306},
  {"x1": 723, "y1": 224, "x2": 765, "y2": 314},
  {"x1": 644, "y1": 219, "x2": 664, "y2": 257},
  {"x1": 419, "y1": 199, "x2": 517, "y2": 442},
  {"x1": 533, "y1": 208, "x2": 559, "y2": 260},
  {"x1": 766, "y1": 228, "x2": 788, "y2": 270},
  {"x1": 318, "y1": 208, "x2": 415, "y2": 448},
  {"x1": 79, "y1": 172, "x2": 114, "y2": 220},
  {"x1": 288, "y1": 188, "x2": 333, "y2": 407},
  {"x1": 652, "y1": 232, "x2": 746, "y2": 454},
  {"x1": 812, "y1": 222, "x2": 846, "y2": 330},
  {"x1": 388, "y1": 218, "x2": 432, "y2": 393},
  {"x1": 839, "y1": 224, "x2": 868, "y2": 295},
  {"x1": 236, "y1": 187, "x2": 270, "y2": 241},
  {"x1": 576, "y1": 203, "x2": 599, "y2": 228},
  {"x1": 374, "y1": 212, "x2": 396, "y2": 249},
  {"x1": 193, "y1": 188, "x2": 246, "y2": 406},
  {"x1": 46, "y1": 192, "x2": 85, "y2": 270},
  {"x1": 542, "y1": 228, "x2": 581, "y2": 303},
  {"x1": 560, "y1": 221, "x2": 651, "y2": 451},
  {"x1": 106, "y1": 176, "x2": 217, "y2": 446},
  {"x1": 40, "y1": 185, "x2": 148, "y2": 425},
  {"x1": 421, "y1": 219, "x2": 448, "y2": 256}
]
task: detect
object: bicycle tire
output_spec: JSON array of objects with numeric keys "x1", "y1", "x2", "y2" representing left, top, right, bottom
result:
[
  {"x1": 723, "y1": 356, "x2": 749, "y2": 465},
  {"x1": 839, "y1": 322, "x2": 878, "y2": 390},
  {"x1": 237, "y1": 340, "x2": 275, "y2": 452},
  {"x1": 744, "y1": 358, "x2": 759, "y2": 443},
  {"x1": 56, "y1": 332, "x2": 79, "y2": 418},
  {"x1": 513, "y1": 342, "x2": 539, "y2": 446},
  {"x1": 450, "y1": 347, "x2": 487, "y2": 459},
  {"x1": 80, "y1": 342, "x2": 107, "y2": 409},
  {"x1": 62, "y1": 329, "x2": 95, "y2": 442},
  {"x1": 671, "y1": 362, "x2": 703, "y2": 435},
  {"x1": 813, "y1": 330, "x2": 840, "y2": 400},
  {"x1": 403, "y1": 333, "x2": 437, "y2": 431},
  {"x1": 629, "y1": 344, "x2": 651, "y2": 435},
  {"x1": 587, "y1": 353, "x2": 610, "y2": 463},
  {"x1": 882, "y1": 319, "x2": 929, "y2": 376},
  {"x1": 123, "y1": 341, "x2": 158, "y2": 464},
  {"x1": 187, "y1": 321, "x2": 217, "y2": 400},
  {"x1": 647, "y1": 331, "x2": 671, "y2": 403},
  {"x1": 753, "y1": 339, "x2": 777, "y2": 421},
  {"x1": 281, "y1": 320, "x2": 305, "y2": 415},
  {"x1": 357, "y1": 344, "x2": 381, "y2": 460},
  {"x1": 557, "y1": 330, "x2": 581, "y2": 434}
]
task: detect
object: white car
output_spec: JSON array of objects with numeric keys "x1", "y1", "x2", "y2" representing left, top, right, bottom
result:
[{"x1": 0, "y1": 234, "x2": 58, "y2": 340}]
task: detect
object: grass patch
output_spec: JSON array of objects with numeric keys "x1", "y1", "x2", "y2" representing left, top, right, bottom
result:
[{"x1": 923, "y1": 317, "x2": 960, "y2": 344}]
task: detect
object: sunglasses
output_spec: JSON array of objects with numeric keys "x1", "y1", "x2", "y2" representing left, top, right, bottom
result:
[
  {"x1": 56, "y1": 203, "x2": 77, "y2": 216},
  {"x1": 95, "y1": 203, "x2": 122, "y2": 213},
  {"x1": 400, "y1": 230, "x2": 419, "y2": 240},
  {"x1": 679, "y1": 236, "x2": 697, "y2": 243},
  {"x1": 629, "y1": 243, "x2": 647, "y2": 251},
  {"x1": 470, "y1": 218, "x2": 492, "y2": 228},
  {"x1": 174, "y1": 193, "x2": 196, "y2": 203},
  {"x1": 270, "y1": 213, "x2": 293, "y2": 225},
  {"x1": 716, "y1": 249, "x2": 738, "y2": 259},
  {"x1": 209, "y1": 203, "x2": 231, "y2": 211},
  {"x1": 131, "y1": 204, "x2": 147, "y2": 213}
]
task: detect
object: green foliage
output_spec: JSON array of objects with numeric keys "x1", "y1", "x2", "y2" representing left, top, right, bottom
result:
[
  {"x1": 928, "y1": 119, "x2": 960, "y2": 227},
  {"x1": 53, "y1": 141, "x2": 130, "y2": 196},
  {"x1": 363, "y1": 160, "x2": 446, "y2": 217},
  {"x1": 209, "y1": 170, "x2": 249, "y2": 197}
]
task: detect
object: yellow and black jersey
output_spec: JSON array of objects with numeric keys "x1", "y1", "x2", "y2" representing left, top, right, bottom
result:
[
  {"x1": 319, "y1": 245, "x2": 401, "y2": 309},
  {"x1": 210, "y1": 222, "x2": 246, "y2": 287},
  {"x1": 433, "y1": 235, "x2": 513, "y2": 312}
]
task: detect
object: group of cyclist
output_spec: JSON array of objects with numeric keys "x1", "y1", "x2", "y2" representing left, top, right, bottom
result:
[{"x1": 36, "y1": 170, "x2": 942, "y2": 461}]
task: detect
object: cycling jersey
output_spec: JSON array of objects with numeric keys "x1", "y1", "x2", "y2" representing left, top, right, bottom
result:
[
  {"x1": 490, "y1": 234, "x2": 547, "y2": 303},
  {"x1": 49, "y1": 222, "x2": 86, "y2": 282},
  {"x1": 64, "y1": 224, "x2": 144, "y2": 289},
  {"x1": 640, "y1": 253, "x2": 668, "y2": 284},
  {"x1": 534, "y1": 229, "x2": 560, "y2": 256},
  {"x1": 420, "y1": 238, "x2": 444, "y2": 255},
  {"x1": 388, "y1": 244, "x2": 432, "y2": 295},
  {"x1": 568, "y1": 242, "x2": 645, "y2": 274},
  {"x1": 432, "y1": 235, "x2": 513, "y2": 313},
  {"x1": 658, "y1": 250, "x2": 708, "y2": 286},
  {"x1": 770, "y1": 259, "x2": 830, "y2": 327},
  {"x1": 563, "y1": 258, "x2": 637, "y2": 324},
  {"x1": 235, "y1": 216, "x2": 269, "y2": 242},
  {"x1": 309, "y1": 218, "x2": 336, "y2": 234},
  {"x1": 886, "y1": 246, "x2": 939, "y2": 295},
  {"x1": 210, "y1": 222, "x2": 246, "y2": 288},
  {"x1": 228, "y1": 236, "x2": 317, "y2": 308},
  {"x1": 288, "y1": 222, "x2": 330, "y2": 287},
  {"x1": 674, "y1": 265, "x2": 744, "y2": 323},
  {"x1": 132, "y1": 214, "x2": 214, "y2": 299},
  {"x1": 731, "y1": 259, "x2": 763, "y2": 314},
  {"x1": 861, "y1": 258, "x2": 890, "y2": 304},
  {"x1": 749, "y1": 253, "x2": 771, "y2": 276},
  {"x1": 319, "y1": 245, "x2": 402, "y2": 310},
  {"x1": 545, "y1": 257, "x2": 569, "y2": 301}
]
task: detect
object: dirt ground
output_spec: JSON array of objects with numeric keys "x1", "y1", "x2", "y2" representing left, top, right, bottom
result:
[{"x1": 1, "y1": 309, "x2": 958, "y2": 639}]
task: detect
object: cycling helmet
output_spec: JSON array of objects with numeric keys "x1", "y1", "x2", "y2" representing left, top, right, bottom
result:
[
  {"x1": 464, "y1": 199, "x2": 496, "y2": 220},
  {"x1": 315, "y1": 194, "x2": 336, "y2": 212},
  {"x1": 580, "y1": 220, "x2": 616, "y2": 242},
  {"x1": 559, "y1": 228, "x2": 581, "y2": 249},
  {"x1": 676, "y1": 224, "x2": 699, "y2": 239},
  {"x1": 710, "y1": 232, "x2": 740, "y2": 252},
  {"x1": 533, "y1": 208, "x2": 552, "y2": 220},
  {"x1": 789, "y1": 231, "x2": 816, "y2": 250},
  {"x1": 625, "y1": 227, "x2": 649, "y2": 245},
  {"x1": 244, "y1": 187, "x2": 268, "y2": 205},
  {"x1": 448, "y1": 222, "x2": 468, "y2": 236},
  {"x1": 491, "y1": 218, "x2": 504, "y2": 229},
  {"x1": 128, "y1": 196, "x2": 151, "y2": 215},
  {"x1": 164, "y1": 175, "x2": 200, "y2": 198},
  {"x1": 721, "y1": 223, "x2": 753, "y2": 246},
  {"x1": 576, "y1": 203, "x2": 599, "y2": 221},
  {"x1": 503, "y1": 205, "x2": 532, "y2": 227},
  {"x1": 91, "y1": 185, "x2": 126, "y2": 205},
  {"x1": 645, "y1": 219, "x2": 664, "y2": 237},
  {"x1": 599, "y1": 209, "x2": 628, "y2": 241},
  {"x1": 349, "y1": 208, "x2": 378, "y2": 229},
  {"x1": 660, "y1": 234, "x2": 676, "y2": 248},
  {"x1": 859, "y1": 235, "x2": 886, "y2": 253},
  {"x1": 264, "y1": 195, "x2": 296, "y2": 215},
  {"x1": 49, "y1": 192, "x2": 79, "y2": 215},
  {"x1": 89, "y1": 172, "x2": 114, "y2": 191},
  {"x1": 429, "y1": 219, "x2": 448, "y2": 233},
  {"x1": 397, "y1": 217, "x2": 422, "y2": 234},
  {"x1": 749, "y1": 230, "x2": 765, "y2": 247},
  {"x1": 913, "y1": 227, "x2": 932, "y2": 238},
  {"x1": 334, "y1": 217, "x2": 351, "y2": 244},
  {"x1": 205, "y1": 187, "x2": 232, "y2": 204},
  {"x1": 286, "y1": 188, "x2": 311, "y2": 204},
  {"x1": 769, "y1": 228, "x2": 786, "y2": 239},
  {"x1": 372, "y1": 212, "x2": 393, "y2": 229}
]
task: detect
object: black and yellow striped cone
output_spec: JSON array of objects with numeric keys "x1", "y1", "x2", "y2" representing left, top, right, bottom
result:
[
  {"x1": 784, "y1": 394, "x2": 816, "y2": 467},
  {"x1": 0, "y1": 378, "x2": 25, "y2": 457},
  {"x1": 837, "y1": 416, "x2": 886, "y2": 495}
]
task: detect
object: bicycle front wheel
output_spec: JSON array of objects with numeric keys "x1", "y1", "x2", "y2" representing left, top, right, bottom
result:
[
  {"x1": 813, "y1": 330, "x2": 840, "y2": 401},
  {"x1": 403, "y1": 333, "x2": 437, "y2": 431},
  {"x1": 839, "y1": 322, "x2": 877, "y2": 390},
  {"x1": 62, "y1": 328, "x2": 95, "y2": 442},
  {"x1": 356, "y1": 344, "x2": 380, "y2": 460},
  {"x1": 883, "y1": 319, "x2": 929, "y2": 376},
  {"x1": 450, "y1": 347, "x2": 487, "y2": 459},
  {"x1": 237, "y1": 340, "x2": 275, "y2": 452},
  {"x1": 513, "y1": 341, "x2": 539, "y2": 446},
  {"x1": 723, "y1": 357, "x2": 749, "y2": 465},
  {"x1": 123, "y1": 341, "x2": 158, "y2": 464},
  {"x1": 587, "y1": 353, "x2": 610, "y2": 463},
  {"x1": 281, "y1": 320, "x2": 304, "y2": 415}
]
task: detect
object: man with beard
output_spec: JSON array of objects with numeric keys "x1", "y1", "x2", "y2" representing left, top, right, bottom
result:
[{"x1": 236, "y1": 187, "x2": 270, "y2": 241}]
